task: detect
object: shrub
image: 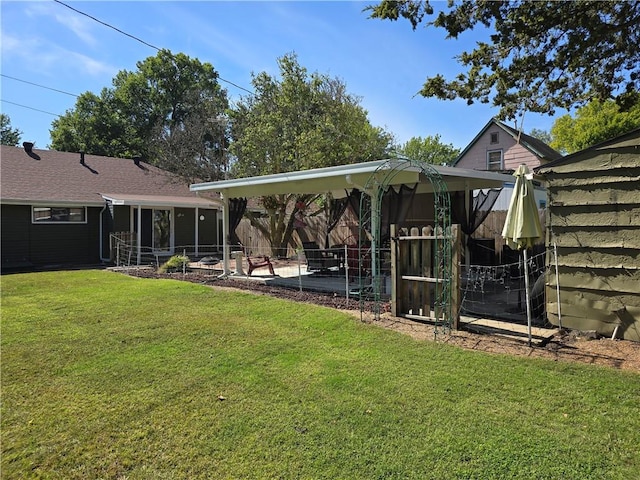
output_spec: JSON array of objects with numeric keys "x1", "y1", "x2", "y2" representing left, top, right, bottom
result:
[{"x1": 158, "y1": 254, "x2": 190, "y2": 273}]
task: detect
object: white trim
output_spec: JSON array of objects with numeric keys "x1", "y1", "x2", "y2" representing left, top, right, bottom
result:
[{"x1": 486, "y1": 150, "x2": 503, "y2": 170}]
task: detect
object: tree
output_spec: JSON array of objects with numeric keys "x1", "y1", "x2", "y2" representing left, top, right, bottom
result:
[
  {"x1": 50, "y1": 50, "x2": 229, "y2": 182},
  {"x1": 1, "y1": 114, "x2": 22, "y2": 146},
  {"x1": 528, "y1": 128, "x2": 553, "y2": 146},
  {"x1": 395, "y1": 134, "x2": 460, "y2": 165},
  {"x1": 367, "y1": 1, "x2": 640, "y2": 121},
  {"x1": 230, "y1": 53, "x2": 394, "y2": 253},
  {"x1": 549, "y1": 96, "x2": 640, "y2": 154}
]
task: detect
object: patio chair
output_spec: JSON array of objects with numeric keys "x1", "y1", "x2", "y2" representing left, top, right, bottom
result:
[
  {"x1": 247, "y1": 255, "x2": 275, "y2": 276},
  {"x1": 236, "y1": 244, "x2": 275, "y2": 276}
]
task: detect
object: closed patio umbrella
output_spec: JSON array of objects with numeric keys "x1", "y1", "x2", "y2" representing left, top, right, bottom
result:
[{"x1": 502, "y1": 164, "x2": 543, "y2": 346}]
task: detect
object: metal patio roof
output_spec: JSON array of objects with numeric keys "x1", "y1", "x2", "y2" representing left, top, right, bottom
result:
[{"x1": 190, "y1": 159, "x2": 514, "y2": 198}]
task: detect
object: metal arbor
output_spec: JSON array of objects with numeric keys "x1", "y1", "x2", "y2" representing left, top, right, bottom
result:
[{"x1": 357, "y1": 158, "x2": 452, "y2": 333}]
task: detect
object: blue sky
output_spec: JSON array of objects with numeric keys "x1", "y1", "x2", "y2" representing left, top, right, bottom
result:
[{"x1": 1, "y1": 1, "x2": 560, "y2": 152}]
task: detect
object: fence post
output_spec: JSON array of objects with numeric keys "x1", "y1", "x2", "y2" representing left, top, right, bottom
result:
[
  {"x1": 390, "y1": 225, "x2": 398, "y2": 316},
  {"x1": 298, "y1": 249, "x2": 303, "y2": 293},
  {"x1": 183, "y1": 249, "x2": 187, "y2": 275},
  {"x1": 344, "y1": 244, "x2": 349, "y2": 306}
]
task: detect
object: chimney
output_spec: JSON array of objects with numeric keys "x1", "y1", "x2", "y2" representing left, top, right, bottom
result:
[
  {"x1": 23, "y1": 142, "x2": 34, "y2": 153},
  {"x1": 80, "y1": 152, "x2": 85, "y2": 165},
  {"x1": 133, "y1": 156, "x2": 141, "y2": 166}
]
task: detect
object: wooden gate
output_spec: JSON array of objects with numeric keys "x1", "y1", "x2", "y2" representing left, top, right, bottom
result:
[{"x1": 391, "y1": 224, "x2": 462, "y2": 330}]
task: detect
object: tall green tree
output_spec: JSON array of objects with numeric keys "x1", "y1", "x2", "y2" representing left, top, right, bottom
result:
[
  {"x1": 367, "y1": 1, "x2": 640, "y2": 121},
  {"x1": 550, "y1": 96, "x2": 640, "y2": 154},
  {"x1": 50, "y1": 50, "x2": 229, "y2": 182},
  {"x1": 395, "y1": 135, "x2": 460, "y2": 165},
  {"x1": 230, "y1": 53, "x2": 393, "y2": 252},
  {"x1": 528, "y1": 128, "x2": 553, "y2": 146},
  {"x1": 1, "y1": 114, "x2": 22, "y2": 146}
]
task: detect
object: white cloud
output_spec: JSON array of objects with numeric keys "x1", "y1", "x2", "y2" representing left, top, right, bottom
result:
[
  {"x1": 1, "y1": 30, "x2": 116, "y2": 79},
  {"x1": 24, "y1": 1, "x2": 97, "y2": 47},
  {"x1": 53, "y1": 11, "x2": 98, "y2": 47}
]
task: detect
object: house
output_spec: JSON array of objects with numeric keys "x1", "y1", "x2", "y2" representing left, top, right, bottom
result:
[
  {"x1": 1, "y1": 143, "x2": 221, "y2": 271},
  {"x1": 454, "y1": 118, "x2": 562, "y2": 210},
  {"x1": 454, "y1": 117, "x2": 563, "y2": 173},
  {"x1": 536, "y1": 128, "x2": 640, "y2": 341}
]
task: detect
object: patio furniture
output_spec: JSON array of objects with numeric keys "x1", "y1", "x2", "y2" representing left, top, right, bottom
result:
[
  {"x1": 302, "y1": 242, "x2": 341, "y2": 272},
  {"x1": 247, "y1": 255, "x2": 275, "y2": 276}
]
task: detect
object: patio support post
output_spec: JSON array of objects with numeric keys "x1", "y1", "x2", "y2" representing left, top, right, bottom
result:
[
  {"x1": 221, "y1": 192, "x2": 231, "y2": 275},
  {"x1": 195, "y1": 207, "x2": 200, "y2": 257},
  {"x1": 464, "y1": 183, "x2": 471, "y2": 270},
  {"x1": 136, "y1": 204, "x2": 142, "y2": 265}
]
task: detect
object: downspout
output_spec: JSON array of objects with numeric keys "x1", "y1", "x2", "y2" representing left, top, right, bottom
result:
[{"x1": 99, "y1": 202, "x2": 110, "y2": 262}]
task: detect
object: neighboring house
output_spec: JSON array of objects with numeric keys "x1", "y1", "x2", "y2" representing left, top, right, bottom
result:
[
  {"x1": 454, "y1": 117, "x2": 563, "y2": 173},
  {"x1": 1, "y1": 143, "x2": 221, "y2": 271},
  {"x1": 454, "y1": 118, "x2": 563, "y2": 210},
  {"x1": 536, "y1": 128, "x2": 640, "y2": 342}
]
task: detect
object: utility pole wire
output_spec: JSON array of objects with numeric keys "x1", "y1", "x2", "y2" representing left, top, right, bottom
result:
[
  {"x1": 0, "y1": 99, "x2": 61, "y2": 117},
  {"x1": 1, "y1": 74, "x2": 79, "y2": 97},
  {"x1": 52, "y1": 0, "x2": 254, "y2": 95}
]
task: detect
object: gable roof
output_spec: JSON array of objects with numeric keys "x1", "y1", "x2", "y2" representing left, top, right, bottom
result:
[
  {"x1": 0, "y1": 145, "x2": 220, "y2": 208},
  {"x1": 453, "y1": 118, "x2": 563, "y2": 166}
]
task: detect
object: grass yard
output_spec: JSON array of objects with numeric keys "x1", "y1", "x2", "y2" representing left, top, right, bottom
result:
[{"x1": 2, "y1": 270, "x2": 639, "y2": 479}]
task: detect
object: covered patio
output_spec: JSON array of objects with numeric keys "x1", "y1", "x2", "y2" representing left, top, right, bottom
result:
[{"x1": 190, "y1": 158, "x2": 513, "y2": 277}]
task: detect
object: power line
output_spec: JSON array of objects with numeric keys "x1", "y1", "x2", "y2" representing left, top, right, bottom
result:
[
  {"x1": 53, "y1": 0, "x2": 254, "y2": 95},
  {"x1": 1, "y1": 74, "x2": 79, "y2": 97},
  {"x1": 0, "y1": 99, "x2": 61, "y2": 117}
]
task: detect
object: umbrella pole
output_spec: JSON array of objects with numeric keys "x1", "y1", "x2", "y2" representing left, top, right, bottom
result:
[{"x1": 523, "y1": 248, "x2": 533, "y2": 347}]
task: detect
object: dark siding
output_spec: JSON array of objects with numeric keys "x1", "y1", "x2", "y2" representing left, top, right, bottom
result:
[
  {"x1": 1, "y1": 204, "x2": 102, "y2": 269},
  {"x1": 113, "y1": 205, "x2": 130, "y2": 233},
  {"x1": 30, "y1": 207, "x2": 101, "y2": 266},
  {"x1": 175, "y1": 208, "x2": 195, "y2": 249},
  {"x1": 1, "y1": 204, "x2": 31, "y2": 270},
  {"x1": 198, "y1": 209, "x2": 218, "y2": 247}
]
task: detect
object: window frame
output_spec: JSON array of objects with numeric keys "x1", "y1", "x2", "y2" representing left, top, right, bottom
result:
[
  {"x1": 486, "y1": 150, "x2": 503, "y2": 171},
  {"x1": 32, "y1": 206, "x2": 87, "y2": 224}
]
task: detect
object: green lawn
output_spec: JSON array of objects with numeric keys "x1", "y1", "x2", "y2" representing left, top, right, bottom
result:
[{"x1": 2, "y1": 270, "x2": 639, "y2": 479}]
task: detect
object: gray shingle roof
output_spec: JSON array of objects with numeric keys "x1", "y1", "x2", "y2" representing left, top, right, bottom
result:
[{"x1": 1, "y1": 145, "x2": 219, "y2": 206}]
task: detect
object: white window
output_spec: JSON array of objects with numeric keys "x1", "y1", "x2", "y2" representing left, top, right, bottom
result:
[
  {"x1": 32, "y1": 206, "x2": 86, "y2": 223},
  {"x1": 487, "y1": 150, "x2": 503, "y2": 170}
]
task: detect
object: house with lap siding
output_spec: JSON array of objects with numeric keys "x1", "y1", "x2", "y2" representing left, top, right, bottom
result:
[
  {"x1": 1, "y1": 143, "x2": 221, "y2": 271},
  {"x1": 536, "y1": 128, "x2": 640, "y2": 342},
  {"x1": 454, "y1": 117, "x2": 562, "y2": 172},
  {"x1": 454, "y1": 118, "x2": 562, "y2": 210}
]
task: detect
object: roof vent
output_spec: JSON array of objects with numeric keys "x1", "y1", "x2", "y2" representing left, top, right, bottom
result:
[
  {"x1": 133, "y1": 156, "x2": 141, "y2": 166},
  {"x1": 80, "y1": 151, "x2": 85, "y2": 165},
  {"x1": 23, "y1": 142, "x2": 34, "y2": 153}
]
